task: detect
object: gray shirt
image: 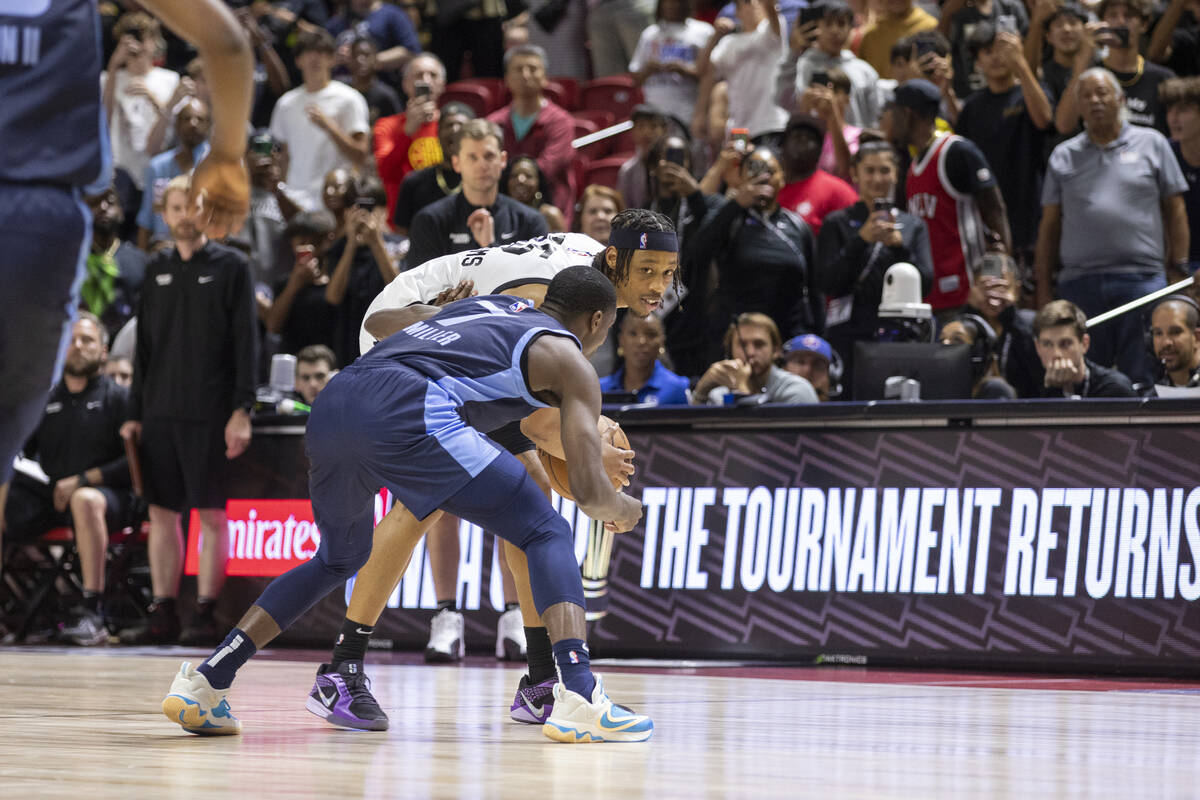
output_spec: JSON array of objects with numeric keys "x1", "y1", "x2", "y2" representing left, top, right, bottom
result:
[
  {"x1": 1042, "y1": 123, "x2": 1188, "y2": 280},
  {"x1": 765, "y1": 365, "x2": 819, "y2": 404},
  {"x1": 777, "y1": 49, "x2": 881, "y2": 128}
]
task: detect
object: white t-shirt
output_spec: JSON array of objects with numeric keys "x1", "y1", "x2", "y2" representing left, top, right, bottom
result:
[
  {"x1": 359, "y1": 232, "x2": 604, "y2": 355},
  {"x1": 628, "y1": 19, "x2": 715, "y2": 124},
  {"x1": 269, "y1": 81, "x2": 370, "y2": 210},
  {"x1": 103, "y1": 67, "x2": 180, "y2": 189},
  {"x1": 710, "y1": 17, "x2": 789, "y2": 138}
]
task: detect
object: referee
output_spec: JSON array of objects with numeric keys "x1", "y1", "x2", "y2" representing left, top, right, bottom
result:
[{"x1": 120, "y1": 175, "x2": 258, "y2": 646}]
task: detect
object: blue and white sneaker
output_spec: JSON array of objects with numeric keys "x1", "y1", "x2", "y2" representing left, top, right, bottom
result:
[
  {"x1": 162, "y1": 662, "x2": 242, "y2": 736},
  {"x1": 542, "y1": 675, "x2": 653, "y2": 743}
]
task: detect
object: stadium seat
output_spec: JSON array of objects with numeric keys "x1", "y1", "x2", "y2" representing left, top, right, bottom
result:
[
  {"x1": 579, "y1": 76, "x2": 643, "y2": 118},
  {"x1": 543, "y1": 80, "x2": 575, "y2": 111},
  {"x1": 439, "y1": 82, "x2": 497, "y2": 117},
  {"x1": 580, "y1": 154, "x2": 631, "y2": 193},
  {"x1": 549, "y1": 76, "x2": 580, "y2": 111}
]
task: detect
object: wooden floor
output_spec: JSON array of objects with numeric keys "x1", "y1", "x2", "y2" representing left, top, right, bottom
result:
[{"x1": 1, "y1": 649, "x2": 1199, "y2": 799}]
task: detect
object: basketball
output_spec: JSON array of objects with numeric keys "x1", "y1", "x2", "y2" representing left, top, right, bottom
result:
[{"x1": 537, "y1": 415, "x2": 631, "y2": 500}]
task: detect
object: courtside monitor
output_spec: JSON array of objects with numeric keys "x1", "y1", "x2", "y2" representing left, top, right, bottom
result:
[{"x1": 853, "y1": 342, "x2": 973, "y2": 400}]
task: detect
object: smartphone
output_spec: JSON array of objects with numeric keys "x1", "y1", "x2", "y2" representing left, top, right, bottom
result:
[
  {"x1": 413, "y1": 81, "x2": 432, "y2": 100},
  {"x1": 811, "y1": 71, "x2": 831, "y2": 88},
  {"x1": 354, "y1": 195, "x2": 377, "y2": 211},
  {"x1": 250, "y1": 135, "x2": 275, "y2": 156},
  {"x1": 294, "y1": 244, "x2": 316, "y2": 265},
  {"x1": 730, "y1": 127, "x2": 751, "y2": 155},
  {"x1": 665, "y1": 144, "x2": 686, "y2": 166},
  {"x1": 873, "y1": 198, "x2": 893, "y2": 214},
  {"x1": 744, "y1": 158, "x2": 769, "y2": 178},
  {"x1": 1098, "y1": 25, "x2": 1131, "y2": 48},
  {"x1": 977, "y1": 253, "x2": 1010, "y2": 279},
  {"x1": 798, "y1": 5, "x2": 823, "y2": 26}
]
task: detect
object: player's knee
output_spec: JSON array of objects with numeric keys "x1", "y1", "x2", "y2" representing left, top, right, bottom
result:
[
  {"x1": 519, "y1": 510, "x2": 573, "y2": 551},
  {"x1": 317, "y1": 544, "x2": 373, "y2": 580}
]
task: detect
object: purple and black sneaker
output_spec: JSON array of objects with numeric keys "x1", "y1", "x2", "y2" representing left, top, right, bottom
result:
[
  {"x1": 510, "y1": 674, "x2": 557, "y2": 724},
  {"x1": 305, "y1": 661, "x2": 389, "y2": 731}
]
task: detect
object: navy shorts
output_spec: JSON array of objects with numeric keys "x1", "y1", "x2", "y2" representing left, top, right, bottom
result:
[{"x1": 0, "y1": 182, "x2": 88, "y2": 484}]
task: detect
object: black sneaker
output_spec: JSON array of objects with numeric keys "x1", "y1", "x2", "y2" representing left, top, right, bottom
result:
[
  {"x1": 58, "y1": 606, "x2": 109, "y2": 646},
  {"x1": 118, "y1": 601, "x2": 180, "y2": 644},
  {"x1": 305, "y1": 661, "x2": 389, "y2": 731},
  {"x1": 179, "y1": 613, "x2": 222, "y2": 646}
]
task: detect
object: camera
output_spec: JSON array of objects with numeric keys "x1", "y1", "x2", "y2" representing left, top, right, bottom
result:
[
  {"x1": 744, "y1": 158, "x2": 769, "y2": 178},
  {"x1": 1098, "y1": 25, "x2": 1131, "y2": 48},
  {"x1": 811, "y1": 71, "x2": 831, "y2": 88}
]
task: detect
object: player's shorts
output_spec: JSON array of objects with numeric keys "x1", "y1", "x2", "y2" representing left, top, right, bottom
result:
[
  {"x1": 0, "y1": 182, "x2": 89, "y2": 484},
  {"x1": 140, "y1": 418, "x2": 230, "y2": 512},
  {"x1": 2, "y1": 471, "x2": 139, "y2": 542},
  {"x1": 486, "y1": 420, "x2": 535, "y2": 456}
]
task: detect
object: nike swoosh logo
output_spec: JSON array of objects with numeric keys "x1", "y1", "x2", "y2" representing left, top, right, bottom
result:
[
  {"x1": 198, "y1": 275, "x2": 215, "y2": 284},
  {"x1": 319, "y1": 685, "x2": 338, "y2": 708},
  {"x1": 355, "y1": 628, "x2": 372, "y2": 635},
  {"x1": 598, "y1": 707, "x2": 652, "y2": 732},
  {"x1": 501, "y1": 232, "x2": 516, "y2": 239}
]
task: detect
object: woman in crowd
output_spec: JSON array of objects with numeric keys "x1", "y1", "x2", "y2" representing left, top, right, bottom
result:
[
  {"x1": 939, "y1": 313, "x2": 1018, "y2": 399},
  {"x1": 576, "y1": 184, "x2": 625, "y2": 245},
  {"x1": 502, "y1": 156, "x2": 567, "y2": 232},
  {"x1": 599, "y1": 312, "x2": 691, "y2": 405}
]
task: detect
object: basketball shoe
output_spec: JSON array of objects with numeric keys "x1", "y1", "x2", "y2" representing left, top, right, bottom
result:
[
  {"x1": 509, "y1": 674, "x2": 556, "y2": 724},
  {"x1": 495, "y1": 607, "x2": 526, "y2": 660},
  {"x1": 305, "y1": 661, "x2": 389, "y2": 731},
  {"x1": 425, "y1": 607, "x2": 465, "y2": 662},
  {"x1": 162, "y1": 661, "x2": 242, "y2": 735},
  {"x1": 542, "y1": 675, "x2": 653, "y2": 743}
]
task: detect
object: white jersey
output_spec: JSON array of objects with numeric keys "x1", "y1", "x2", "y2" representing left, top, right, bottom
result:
[{"x1": 359, "y1": 233, "x2": 606, "y2": 354}]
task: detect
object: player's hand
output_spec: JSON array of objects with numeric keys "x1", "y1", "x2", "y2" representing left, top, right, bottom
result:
[
  {"x1": 600, "y1": 423, "x2": 635, "y2": 488},
  {"x1": 225, "y1": 409, "x2": 252, "y2": 459},
  {"x1": 52, "y1": 476, "x2": 82, "y2": 513},
  {"x1": 467, "y1": 208, "x2": 495, "y2": 247},
  {"x1": 1044, "y1": 357, "x2": 1082, "y2": 389},
  {"x1": 605, "y1": 493, "x2": 644, "y2": 533},
  {"x1": 120, "y1": 420, "x2": 142, "y2": 446},
  {"x1": 190, "y1": 153, "x2": 250, "y2": 238},
  {"x1": 432, "y1": 279, "x2": 476, "y2": 306}
]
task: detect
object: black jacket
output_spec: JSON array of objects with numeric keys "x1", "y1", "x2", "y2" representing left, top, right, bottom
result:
[
  {"x1": 407, "y1": 192, "x2": 549, "y2": 268},
  {"x1": 1038, "y1": 359, "x2": 1137, "y2": 398},
  {"x1": 131, "y1": 240, "x2": 257, "y2": 422},
  {"x1": 25, "y1": 375, "x2": 130, "y2": 487},
  {"x1": 966, "y1": 303, "x2": 1044, "y2": 399}
]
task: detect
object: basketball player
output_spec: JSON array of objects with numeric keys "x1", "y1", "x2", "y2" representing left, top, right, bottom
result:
[
  {"x1": 164, "y1": 267, "x2": 654, "y2": 743},
  {"x1": 304, "y1": 212, "x2": 678, "y2": 732},
  {"x1": 0, "y1": 1, "x2": 252, "y2": 572}
]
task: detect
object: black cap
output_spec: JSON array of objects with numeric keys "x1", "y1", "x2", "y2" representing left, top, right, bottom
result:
[
  {"x1": 893, "y1": 79, "x2": 941, "y2": 117},
  {"x1": 785, "y1": 112, "x2": 827, "y2": 138},
  {"x1": 1044, "y1": 1, "x2": 1088, "y2": 29}
]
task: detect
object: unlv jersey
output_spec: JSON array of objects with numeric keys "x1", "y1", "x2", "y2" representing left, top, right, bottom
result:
[
  {"x1": 359, "y1": 232, "x2": 604, "y2": 354},
  {"x1": 906, "y1": 135, "x2": 986, "y2": 310}
]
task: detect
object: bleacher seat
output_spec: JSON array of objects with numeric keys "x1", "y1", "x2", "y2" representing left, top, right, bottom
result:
[
  {"x1": 580, "y1": 154, "x2": 631, "y2": 194},
  {"x1": 439, "y1": 82, "x2": 497, "y2": 117},
  {"x1": 549, "y1": 76, "x2": 580, "y2": 111},
  {"x1": 579, "y1": 76, "x2": 643, "y2": 118}
]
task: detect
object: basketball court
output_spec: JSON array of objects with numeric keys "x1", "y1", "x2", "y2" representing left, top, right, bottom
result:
[{"x1": 3, "y1": 647, "x2": 1199, "y2": 798}]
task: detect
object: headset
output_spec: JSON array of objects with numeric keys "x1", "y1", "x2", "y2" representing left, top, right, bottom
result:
[{"x1": 951, "y1": 313, "x2": 998, "y2": 381}]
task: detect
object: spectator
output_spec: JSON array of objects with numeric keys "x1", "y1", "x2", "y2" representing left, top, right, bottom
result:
[
  {"x1": 85, "y1": 188, "x2": 148, "y2": 338},
  {"x1": 599, "y1": 312, "x2": 691, "y2": 404},
  {"x1": 269, "y1": 29, "x2": 370, "y2": 211},
  {"x1": 326, "y1": 178, "x2": 402, "y2": 364},
  {"x1": 120, "y1": 176, "x2": 258, "y2": 645},
  {"x1": 430, "y1": 0, "x2": 510, "y2": 82},
  {"x1": 374, "y1": 53, "x2": 449, "y2": 222},
  {"x1": 893, "y1": 79, "x2": 1012, "y2": 313},
  {"x1": 1148, "y1": 0, "x2": 1200, "y2": 78},
  {"x1": 105, "y1": 356, "x2": 134, "y2": 389},
  {"x1": 487, "y1": 45, "x2": 577, "y2": 225},
  {"x1": 1163, "y1": 77, "x2": 1200, "y2": 274},
  {"x1": 392, "y1": 103, "x2": 475, "y2": 235},
  {"x1": 1036, "y1": 68, "x2": 1190, "y2": 385},
  {"x1": 781, "y1": 333, "x2": 839, "y2": 400},
  {"x1": 939, "y1": 313, "x2": 1018, "y2": 398},
  {"x1": 295, "y1": 344, "x2": 339, "y2": 405},
  {"x1": 326, "y1": 0, "x2": 421, "y2": 88},
  {"x1": 266, "y1": 210, "x2": 341, "y2": 358},
  {"x1": 777, "y1": 0, "x2": 880, "y2": 128},
  {"x1": 577, "y1": 184, "x2": 627, "y2": 245},
  {"x1": 1150, "y1": 296, "x2": 1200, "y2": 388},
  {"x1": 322, "y1": 167, "x2": 358, "y2": 237},
  {"x1": 629, "y1": 0, "x2": 715, "y2": 126},
  {"x1": 694, "y1": 0, "x2": 788, "y2": 146},
  {"x1": 3, "y1": 314, "x2": 136, "y2": 646},
  {"x1": 102, "y1": 13, "x2": 181, "y2": 210},
  {"x1": 965, "y1": 251, "x2": 1045, "y2": 397},
  {"x1": 1033, "y1": 299, "x2": 1137, "y2": 397},
  {"x1": 503, "y1": 156, "x2": 568, "y2": 232},
  {"x1": 339, "y1": 34, "x2": 403, "y2": 126},
  {"x1": 687, "y1": 146, "x2": 820, "y2": 356},
  {"x1": 692, "y1": 313, "x2": 819, "y2": 404},
  {"x1": 938, "y1": 0, "x2": 1028, "y2": 101},
  {"x1": 809, "y1": 68, "x2": 862, "y2": 179},
  {"x1": 857, "y1": 0, "x2": 938, "y2": 78},
  {"x1": 589, "y1": 0, "x2": 657, "y2": 78},
  {"x1": 527, "y1": 0, "x2": 592, "y2": 80},
  {"x1": 815, "y1": 140, "x2": 933, "y2": 390},
  {"x1": 886, "y1": 32, "x2": 960, "y2": 129},
  {"x1": 956, "y1": 25, "x2": 1054, "y2": 270},
  {"x1": 617, "y1": 105, "x2": 671, "y2": 211},
  {"x1": 1055, "y1": 0, "x2": 1175, "y2": 136},
  {"x1": 1026, "y1": 2, "x2": 1090, "y2": 107},
  {"x1": 408, "y1": 119, "x2": 549, "y2": 267},
  {"x1": 137, "y1": 98, "x2": 212, "y2": 251},
  {"x1": 777, "y1": 114, "x2": 858, "y2": 234},
  {"x1": 244, "y1": 132, "x2": 304, "y2": 288},
  {"x1": 646, "y1": 135, "x2": 713, "y2": 248}
]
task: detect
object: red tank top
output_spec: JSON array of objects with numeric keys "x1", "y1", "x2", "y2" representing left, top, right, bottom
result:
[{"x1": 905, "y1": 135, "x2": 986, "y2": 310}]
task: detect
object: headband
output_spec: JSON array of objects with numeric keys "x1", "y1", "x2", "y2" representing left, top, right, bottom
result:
[{"x1": 608, "y1": 228, "x2": 678, "y2": 252}]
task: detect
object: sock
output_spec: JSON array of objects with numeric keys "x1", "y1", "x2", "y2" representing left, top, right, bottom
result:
[
  {"x1": 81, "y1": 591, "x2": 101, "y2": 615},
  {"x1": 504, "y1": 601, "x2": 519, "y2": 612},
  {"x1": 436, "y1": 598, "x2": 457, "y2": 613},
  {"x1": 551, "y1": 638, "x2": 595, "y2": 699},
  {"x1": 197, "y1": 628, "x2": 257, "y2": 690},
  {"x1": 525, "y1": 626, "x2": 555, "y2": 684},
  {"x1": 331, "y1": 618, "x2": 373, "y2": 667}
]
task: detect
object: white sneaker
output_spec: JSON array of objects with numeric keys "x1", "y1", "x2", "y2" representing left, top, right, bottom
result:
[
  {"x1": 424, "y1": 608, "x2": 465, "y2": 662},
  {"x1": 542, "y1": 675, "x2": 653, "y2": 743},
  {"x1": 495, "y1": 607, "x2": 527, "y2": 660},
  {"x1": 162, "y1": 661, "x2": 242, "y2": 735}
]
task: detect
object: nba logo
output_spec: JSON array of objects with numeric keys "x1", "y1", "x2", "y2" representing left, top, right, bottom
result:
[
  {"x1": 639, "y1": 233, "x2": 647, "y2": 249},
  {"x1": 568, "y1": 650, "x2": 579, "y2": 664}
]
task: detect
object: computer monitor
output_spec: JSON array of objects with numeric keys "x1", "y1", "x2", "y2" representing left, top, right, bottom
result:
[{"x1": 852, "y1": 342, "x2": 974, "y2": 401}]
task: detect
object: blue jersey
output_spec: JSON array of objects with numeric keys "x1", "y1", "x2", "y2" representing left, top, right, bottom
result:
[
  {"x1": 361, "y1": 294, "x2": 579, "y2": 434},
  {"x1": 0, "y1": 0, "x2": 108, "y2": 188}
]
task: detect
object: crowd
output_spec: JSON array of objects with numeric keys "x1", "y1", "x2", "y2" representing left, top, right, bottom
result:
[{"x1": 5, "y1": 0, "x2": 1200, "y2": 646}]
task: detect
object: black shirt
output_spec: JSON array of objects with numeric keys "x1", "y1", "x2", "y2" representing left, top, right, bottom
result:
[
  {"x1": 947, "y1": 0, "x2": 1030, "y2": 98},
  {"x1": 271, "y1": 278, "x2": 339, "y2": 359},
  {"x1": 1111, "y1": 60, "x2": 1175, "y2": 135},
  {"x1": 323, "y1": 236, "x2": 389, "y2": 366},
  {"x1": 966, "y1": 303, "x2": 1044, "y2": 398},
  {"x1": 1170, "y1": 139, "x2": 1200, "y2": 264},
  {"x1": 339, "y1": 77, "x2": 402, "y2": 126},
  {"x1": 131, "y1": 240, "x2": 258, "y2": 422},
  {"x1": 25, "y1": 375, "x2": 130, "y2": 488},
  {"x1": 407, "y1": 192, "x2": 549, "y2": 269},
  {"x1": 1167, "y1": 16, "x2": 1200, "y2": 77},
  {"x1": 1038, "y1": 359, "x2": 1137, "y2": 398},
  {"x1": 957, "y1": 83, "x2": 1053, "y2": 251},
  {"x1": 393, "y1": 165, "x2": 462, "y2": 233}
]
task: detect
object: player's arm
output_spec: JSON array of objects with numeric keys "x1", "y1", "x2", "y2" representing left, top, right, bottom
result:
[
  {"x1": 364, "y1": 303, "x2": 439, "y2": 339},
  {"x1": 141, "y1": 0, "x2": 253, "y2": 236},
  {"x1": 526, "y1": 336, "x2": 642, "y2": 531}
]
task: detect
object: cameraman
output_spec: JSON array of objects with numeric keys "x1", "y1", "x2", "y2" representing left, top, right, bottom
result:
[{"x1": 965, "y1": 249, "x2": 1044, "y2": 397}]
